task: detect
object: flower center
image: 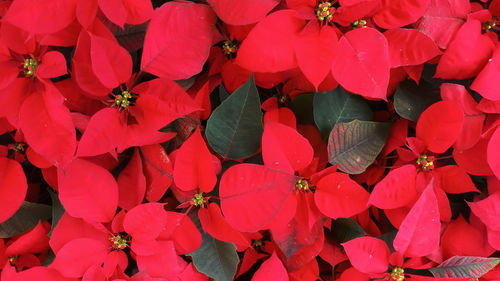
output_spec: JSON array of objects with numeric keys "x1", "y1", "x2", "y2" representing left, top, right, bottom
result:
[
  {"x1": 115, "y1": 90, "x2": 132, "y2": 108},
  {"x1": 295, "y1": 179, "x2": 309, "y2": 191},
  {"x1": 191, "y1": 192, "x2": 206, "y2": 207},
  {"x1": 416, "y1": 155, "x2": 434, "y2": 171},
  {"x1": 391, "y1": 267, "x2": 405, "y2": 281},
  {"x1": 110, "y1": 234, "x2": 128, "y2": 250},
  {"x1": 352, "y1": 19, "x2": 367, "y2": 29},
  {"x1": 23, "y1": 58, "x2": 38, "y2": 77},
  {"x1": 315, "y1": 1, "x2": 335, "y2": 23},
  {"x1": 222, "y1": 40, "x2": 238, "y2": 56},
  {"x1": 11, "y1": 142, "x2": 25, "y2": 153}
]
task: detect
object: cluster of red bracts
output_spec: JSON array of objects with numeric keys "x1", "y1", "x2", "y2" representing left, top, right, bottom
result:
[{"x1": 1, "y1": 0, "x2": 500, "y2": 280}]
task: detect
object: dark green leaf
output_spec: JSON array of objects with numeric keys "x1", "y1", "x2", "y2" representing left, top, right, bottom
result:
[
  {"x1": 328, "y1": 120, "x2": 391, "y2": 174},
  {"x1": 314, "y1": 87, "x2": 372, "y2": 140},
  {"x1": 289, "y1": 93, "x2": 315, "y2": 124},
  {"x1": 188, "y1": 232, "x2": 239, "y2": 281},
  {"x1": 393, "y1": 80, "x2": 440, "y2": 122},
  {"x1": 0, "y1": 201, "x2": 51, "y2": 238},
  {"x1": 48, "y1": 189, "x2": 65, "y2": 237},
  {"x1": 206, "y1": 75, "x2": 263, "y2": 159},
  {"x1": 331, "y1": 218, "x2": 366, "y2": 243},
  {"x1": 429, "y1": 256, "x2": 500, "y2": 280}
]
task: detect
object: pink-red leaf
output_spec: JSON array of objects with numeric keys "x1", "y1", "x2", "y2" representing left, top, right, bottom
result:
[
  {"x1": 235, "y1": 10, "x2": 305, "y2": 73},
  {"x1": 59, "y1": 159, "x2": 118, "y2": 222},
  {"x1": 393, "y1": 183, "x2": 440, "y2": 257},
  {"x1": 252, "y1": 252, "x2": 289, "y2": 281},
  {"x1": 314, "y1": 172, "x2": 369, "y2": 219},
  {"x1": 342, "y1": 236, "x2": 390, "y2": 274},
  {"x1": 368, "y1": 165, "x2": 418, "y2": 209},
  {"x1": 416, "y1": 101, "x2": 464, "y2": 153},
  {"x1": 332, "y1": 27, "x2": 390, "y2": 100},
  {"x1": 141, "y1": 1, "x2": 215, "y2": 80},
  {"x1": 208, "y1": 0, "x2": 279, "y2": 25},
  {"x1": 488, "y1": 126, "x2": 500, "y2": 180},
  {"x1": 0, "y1": 157, "x2": 27, "y2": 223},
  {"x1": 220, "y1": 164, "x2": 297, "y2": 232},
  {"x1": 123, "y1": 203, "x2": 167, "y2": 240},
  {"x1": 472, "y1": 46, "x2": 500, "y2": 101},
  {"x1": 468, "y1": 192, "x2": 500, "y2": 232},
  {"x1": 373, "y1": 0, "x2": 431, "y2": 28},
  {"x1": 118, "y1": 148, "x2": 146, "y2": 210},
  {"x1": 385, "y1": 28, "x2": 440, "y2": 67}
]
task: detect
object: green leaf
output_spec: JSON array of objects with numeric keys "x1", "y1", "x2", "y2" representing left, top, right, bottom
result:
[
  {"x1": 393, "y1": 80, "x2": 440, "y2": 122},
  {"x1": 289, "y1": 93, "x2": 315, "y2": 124},
  {"x1": 331, "y1": 218, "x2": 366, "y2": 243},
  {"x1": 206, "y1": 75, "x2": 263, "y2": 159},
  {"x1": 0, "y1": 201, "x2": 51, "y2": 238},
  {"x1": 314, "y1": 87, "x2": 372, "y2": 140},
  {"x1": 328, "y1": 120, "x2": 391, "y2": 174},
  {"x1": 429, "y1": 256, "x2": 500, "y2": 280},
  {"x1": 188, "y1": 232, "x2": 239, "y2": 281}
]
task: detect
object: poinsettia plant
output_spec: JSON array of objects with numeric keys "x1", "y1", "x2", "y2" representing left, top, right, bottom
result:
[{"x1": 1, "y1": 0, "x2": 500, "y2": 280}]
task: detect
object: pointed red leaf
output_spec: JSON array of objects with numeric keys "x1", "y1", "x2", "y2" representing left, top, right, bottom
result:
[
  {"x1": 136, "y1": 240, "x2": 187, "y2": 279},
  {"x1": 5, "y1": 221, "x2": 50, "y2": 256},
  {"x1": 385, "y1": 28, "x2": 440, "y2": 67},
  {"x1": 468, "y1": 192, "x2": 500, "y2": 232},
  {"x1": 416, "y1": 101, "x2": 464, "y2": 153},
  {"x1": 123, "y1": 203, "x2": 167, "y2": 240},
  {"x1": 471, "y1": 46, "x2": 500, "y2": 101},
  {"x1": 263, "y1": 121, "x2": 314, "y2": 174},
  {"x1": 141, "y1": 1, "x2": 215, "y2": 80},
  {"x1": 235, "y1": 10, "x2": 305, "y2": 73},
  {"x1": 98, "y1": 0, "x2": 127, "y2": 28},
  {"x1": 435, "y1": 19, "x2": 495, "y2": 79},
  {"x1": 454, "y1": 136, "x2": 493, "y2": 176},
  {"x1": 90, "y1": 33, "x2": 132, "y2": 89},
  {"x1": 295, "y1": 23, "x2": 338, "y2": 90},
  {"x1": 140, "y1": 144, "x2": 173, "y2": 202},
  {"x1": 487, "y1": 126, "x2": 500, "y2": 180},
  {"x1": 342, "y1": 236, "x2": 390, "y2": 274},
  {"x1": 368, "y1": 165, "x2": 418, "y2": 209},
  {"x1": 19, "y1": 88, "x2": 76, "y2": 166},
  {"x1": 160, "y1": 212, "x2": 201, "y2": 255},
  {"x1": 373, "y1": 0, "x2": 431, "y2": 28},
  {"x1": 36, "y1": 51, "x2": 68, "y2": 79},
  {"x1": 118, "y1": 148, "x2": 146, "y2": 210},
  {"x1": 0, "y1": 157, "x2": 27, "y2": 223},
  {"x1": 393, "y1": 183, "x2": 440, "y2": 257},
  {"x1": 76, "y1": 108, "x2": 125, "y2": 157},
  {"x1": 50, "y1": 238, "x2": 108, "y2": 278},
  {"x1": 314, "y1": 172, "x2": 369, "y2": 219},
  {"x1": 208, "y1": 0, "x2": 279, "y2": 25},
  {"x1": 252, "y1": 252, "x2": 289, "y2": 281},
  {"x1": 121, "y1": 0, "x2": 153, "y2": 25},
  {"x1": 3, "y1": 0, "x2": 77, "y2": 33},
  {"x1": 59, "y1": 159, "x2": 118, "y2": 222},
  {"x1": 220, "y1": 164, "x2": 297, "y2": 232},
  {"x1": 441, "y1": 215, "x2": 493, "y2": 259},
  {"x1": 173, "y1": 129, "x2": 217, "y2": 193},
  {"x1": 435, "y1": 165, "x2": 479, "y2": 194},
  {"x1": 332, "y1": 27, "x2": 390, "y2": 100}
]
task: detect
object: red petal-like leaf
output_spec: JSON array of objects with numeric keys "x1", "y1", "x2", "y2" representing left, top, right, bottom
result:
[
  {"x1": 488, "y1": 126, "x2": 500, "y2": 180},
  {"x1": 235, "y1": 10, "x2": 305, "y2": 73},
  {"x1": 385, "y1": 28, "x2": 440, "y2": 67},
  {"x1": 295, "y1": 23, "x2": 338, "y2": 90},
  {"x1": 123, "y1": 203, "x2": 167, "y2": 240},
  {"x1": 314, "y1": 172, "x2": 369, "y2": 219},
  {"x1": 416, "y1": 101, "x2": 464, "y2": 153},
  {"x1": 208, "y1": 0, "x2": 279, "y2": 25},
  {"x1": 0, "y1": 157, "x2": 27, "y2": 223},
  {"x1": 118, "y1": 148, "x2": 146, "y2": 210},
  {"x1": 368, "y1": 165, "x2": 418, "y2": 209},
  {"x1": 252, "y1": 252, "x2": 289, "y2": 281},
  {"x1": 435, "y1": 19, "x2": 495, "y2": 79},
  {"x1": 36, "y1": 51, "x2": 68, "y2": 79},
  {"x1": 471, "y1": 46, "x2": 500, "y2": 101},
  {"x1": 373, "y1": 0, "x2": 431, "y2": 28},
  {"x1": 19, "y1": 88, "x2": 76, "y2": 166},
  {"x1": 435, "y1": 165, "x2": 479, "y2": 194},
  {"x1": 441, "y1": 215, "x2": 493, "y2": 259},
  {"x1": 332, "y1": 27, "x2": 390, "y2": 100},
  {"x1": 468, "y1": 192, "x2": 500, "y2": 232},
  {"x1": 454, "y1": 137, "x2": 493, "y2": 176},
  {"x1": 3, "y1": 0, "x2": 77, "y2": 33},
  {"x1": 342, "y1": 236, "x2": 390, "y2": 274},
  {"x1": 263, "y1": 121, "x2": 314, "y2": 174},
  {"x1": 173, "y1": 129, "x2": 217, "y2": 193},
  {"x1": 141, "y1": 1, "x2": 215, "y2": 80},
  {"x1": 140, "y1": 144, "x2": 173, "y2": 202},
  {"x1": 220, "y1": 164, "x2": 297, "y2": 232},
  {"x1": 393, "y1": 182, "x2": 440, "y2": 257},
  {"x1": 59, "y1": 159, "x2": 118, "y2": 222},
  {"x1": 50, "y1": 238, "x2": 108, "y2": 278}
]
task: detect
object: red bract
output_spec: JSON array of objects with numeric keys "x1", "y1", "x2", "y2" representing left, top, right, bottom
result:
[
  {"x1": 208, "y1": 0, "x2": 280, "y2": 25},
  {"x1": 373, "y1": 0, "x2": 431, "y2": 28},
  {"x1": 0, "y1": 156, "x2": 27, "y2": 223},
  {"x1": 141, "y1": 1, "x2": 216, "y2": 80}
]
